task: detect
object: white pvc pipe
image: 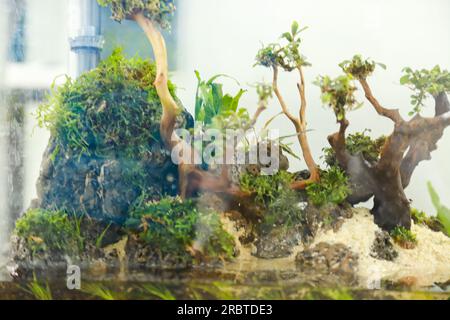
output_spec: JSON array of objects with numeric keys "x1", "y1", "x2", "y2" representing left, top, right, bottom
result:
[{"x1": 69, "y1": 0, "x2": 103, "y2": 78}]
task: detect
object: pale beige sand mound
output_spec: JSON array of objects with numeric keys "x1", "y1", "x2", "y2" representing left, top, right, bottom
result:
[{"x1": 312, "y1": 208, "x2": 450, "y2": 287}]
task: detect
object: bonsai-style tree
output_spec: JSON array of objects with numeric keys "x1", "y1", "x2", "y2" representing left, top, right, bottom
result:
[
  {"x1": 255, "y1": 21, "x2": 320, "y2": 189},
  {"x1": 319, "y1": 55, "x2": 450, "y2": 230}
]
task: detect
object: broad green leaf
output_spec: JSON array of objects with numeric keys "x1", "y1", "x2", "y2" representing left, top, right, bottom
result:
[{"x1": 229, "y1": 89, "x2": 245, "y2": 112}]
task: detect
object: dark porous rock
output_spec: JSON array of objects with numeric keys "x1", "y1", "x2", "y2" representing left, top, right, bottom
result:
[
  {"x1": 34, "y1": 110, "x2": 192, "y2": 223},
  {"x1": 296, "y1": 242, "x2": 358, "y2": 285},
  {"x1": 370, "y1": 230, "x2": 398, "y2": 261},
  {"x1": 253, "y1": 228, "x2": 302, "y2": 259}
]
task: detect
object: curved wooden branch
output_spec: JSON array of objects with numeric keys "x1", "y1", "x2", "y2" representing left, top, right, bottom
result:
[
  {"x1": 246, "y1": 100, "x2": 267, "y2": 130},
  {"x1": 359, "y1": 78, "x2": 403, "y2": 124},
  {"x1": 272, "y1": 66, "x2": 319, "y2": 188},
  {"x1": 134, "y1": 13, "x2": 180, "y2": 149},
  {"x1": 272, "y1": 66, "x2": 298, "y2": 126},
  {"x1": 400, "y1": 92, "x2": 450, "y2": 187},
  {"x1": 134, "y1": 13, "x2": 259, "y2": 205},
  {"x1": 297, "y1": 67, "x2": 307, "y2": 124}
]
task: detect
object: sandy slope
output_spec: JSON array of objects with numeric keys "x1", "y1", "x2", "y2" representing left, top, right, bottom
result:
[{"x1": 312, "y1": 208, "x2": 450, "y2": 287}]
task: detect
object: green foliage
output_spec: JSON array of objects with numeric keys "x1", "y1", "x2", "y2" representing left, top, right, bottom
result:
[
  {"x1": 23, "y1": 275, "x2": 52, "y2": 300},
  {"x1": 339, "y1": 54, "x2": 386, "y2": 79},
  {"x1": 256, "y1": 82, "x2": 273, "y2": 103},
  {"x1": 400, "y1": 66, "x2": 450, "y2": 115},
  {"x1": 194, "y1": 71, "x2": 249, "y2": 130},
  {"x1": 323, "y1": 130, "x2": 387, "y2": 167},
  {"x1": 15, "y1": 209, "x2": 84, "y2": 257},
  {"x1": 428, "y1": 182, "x2": 450, "y2": 237},
  {"x1": 37, "y1": 48, "x2": 175, "y2": 159},
  {"x1": 261, "y1": 188, "x2": 304, "y2": 233},
  {"x1": 306, "y1": 288, "x2": 354, "y2": 300},
  {"x1": 315, "y1": 74, "x2": 361, "y2": 121},
  {"x1": 306, "y1": 167, "x2": 350, "y2": 207},
  {"x1": 390, "y1": 226, "x2": 417, "y2": 249},
  {"x1": 141, "y1": 284, "x2": 176, "y2": 300},
  {"x1": 82, "y1": 283, "x2": 121, "y2": 300},
  {"x1": 410, "y1": 208, "x2": 429, "y2": 225},
  {"x1": 239, "y1": 170, "x2": 294, "y2": 205},
  {"x1": 255, "y1": 21, "x2": 310, "y2": 71},
  {"x1": 97, "y1": 0, "x2": 175, "y2": 29},
  {"x1": 125, "y1": 197, "x2": 235, "y2": 262}
]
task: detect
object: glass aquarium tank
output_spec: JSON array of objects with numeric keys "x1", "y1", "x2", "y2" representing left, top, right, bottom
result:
[{"x1": 0, "y1": 0, "x2": 449, "y2": 302}]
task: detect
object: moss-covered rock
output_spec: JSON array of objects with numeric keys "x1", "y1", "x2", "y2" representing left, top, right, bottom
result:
[
  {"x1": 125, "y1": 197, "x2": 237, "y2": 266},
  {"x1": 11, "y1": 199, "x2": 237, "y2": 278},
  {"x1": 34, "y1": 49, "x2": 193, "y2": 222}
]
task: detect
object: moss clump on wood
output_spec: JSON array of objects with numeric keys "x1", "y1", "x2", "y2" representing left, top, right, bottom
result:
[{"x1": 323, "y1": 130, "x2": 386, "y2": 167}]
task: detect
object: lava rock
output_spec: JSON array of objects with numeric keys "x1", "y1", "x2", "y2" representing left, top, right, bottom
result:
[
  {"x1": 253, "y1": 228, "x2": 302, "y2": 259},
  {"x1": 370, "y1": 230, "x2": 398, "y2": 261},
  {"x1": 296, "y1": 242, "x2": 358, "y2": 284}
]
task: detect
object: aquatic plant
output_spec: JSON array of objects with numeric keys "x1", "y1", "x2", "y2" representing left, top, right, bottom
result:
[
  {"x1": 239, "y1": 170, "x2": 294, "y2": 205},
  {"x1": 97, "y1": 0, "x2": 175, "y2": 29},
  {"x1": 390, "y1": 226, "x2": 417, "y2": 249},
  {"x1": 82, "y1": 283, "x2": 121, "y2": 300},
  {"x1": 22, "y1": 275, "x2": 52, "y2": 300},
  {"x1": 321, "y1": 54, "x2": 450, "y2": 231},
  {"x1": 306, "y1": 167, "x2": 350, "y2": 207},
  {"x1": 427, "y1": 182, "x2": 450, "y2": 237},
  {"x1": 125, "y1": 197, "x2": 235, "y2": 262},
  {"x1": 15, "y1": 208, "x2": 84, "y2": 257},
  {"x1": 255, "y1": 21, "x2": 320, "y2": 189},
  {"x1": 141, "y1": 284, "x2": 176, "y2": 300},
  {"x1": 323, "y1": 130, "x2": 386, "y2": 167},
  {"x1": 194, "y1": 71, "x2": 249, "y2": 130},
  {"x1": 188, "y1": 281, "x2": 236, "y2": 300}
]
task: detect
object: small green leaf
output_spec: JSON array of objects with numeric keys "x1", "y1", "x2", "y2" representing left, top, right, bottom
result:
[
  {"x1": 281, "y1": 32, "x2": 293, "y2": 42},
  {"x1": 291, "y1": 21, "x2": 299, "y2": 35},
  {"x1": 400, "y1": 75, "x2": 410, "y2": 85}
]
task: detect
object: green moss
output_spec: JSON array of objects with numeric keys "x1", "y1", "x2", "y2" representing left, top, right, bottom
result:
[
  {"x1": 97, "y1": 0, "x2": 176, "y2": 29},
  {"x1": 37, "y1": 48, "x2": 176, "y2": 160},
  {"x1": 15, "y1": 209, "x2": 84, "y2": 257},
  {"x1": 390, "y1": 226, "x2": 417, "y2": 249},
  {"x1": 261, "y1": 189, "x2": 304, "y2": 233},
  {"x1": 315, "y1": 74, "x2": 361, "y2": 121},
  {"x1": 323, "y1": 130, "x2": 386, "y2": 167},
  {"x1": 339, "y1": 54, "x2": 386, "y2": 80},
  {"x1": 125, "y1": 197, "x2": 235, "y2": 263},
  {"x1": 239, "y1": 170, "x2": 294, "y2": 206},
  {"x1": 306, "y1": 167, "x2": 350, "y2": 207}
]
